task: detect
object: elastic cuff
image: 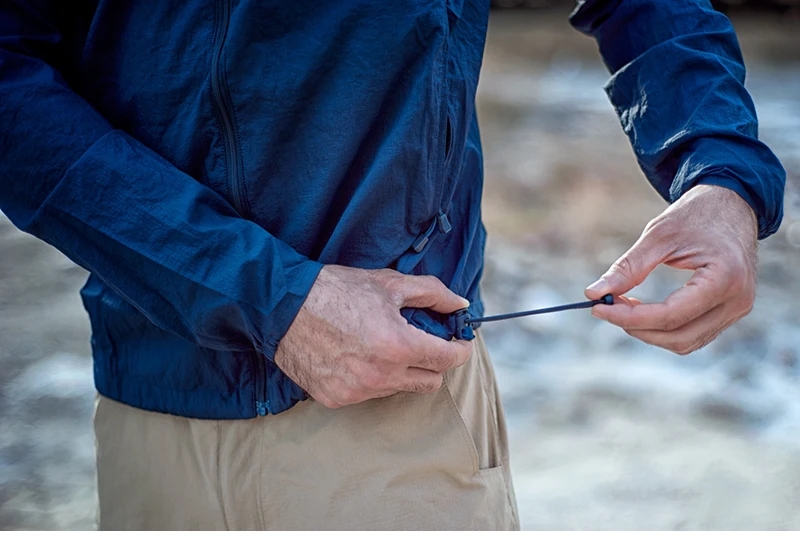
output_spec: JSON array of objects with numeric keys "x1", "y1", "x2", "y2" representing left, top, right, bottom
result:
[{"x1": 259, "y1": 260, "x2": 324, "y2": 361}]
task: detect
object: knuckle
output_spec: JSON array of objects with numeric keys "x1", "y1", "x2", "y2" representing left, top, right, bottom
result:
[
  {"x1": 374, "y1": 270, "x2": 407, "y2": 303},
  {"x1": 417, "y1": 376, "x2": 442, "y2": 393},
  {"x1": 339, "y1": 388, "x2": 362, "y2": 406},
  {"x1": 436, "y1": 348, "x2": 459, "y2": 370},
  {"x1": 404, "y1": 377, "x2": 435, "y2": 393},
  {"x1": 671, "y1": 333, "x2": 712, "y2": 355},
  {"x1": 373, "y1": 268, "x2": 401, "y2": 283},
  {"x1": 668, "y1": 341, "x2": 693, "y2": 356},
  {"x1": 385, "y1": 284, "x2": 406, "y2": 306},
  {"x1": 420, "y1": 274, "x2": 439, "y2": 286},
  {"x1": 624, "y1": 328, "x2": 636, "y2": 338},
  {"x1": 427, "y1": 275, "x2": 448, "y2": 293},
  {"x1": 403, "y1": 381, "x2": 423, "y2": 393},
  {"x1": 612, "y1": 256, "x2": 637, "y2": 279},
  {"x1": 420, "y1": 350, "x2": 451, "y2": 373},
  {"x1": 643, "y1": 215, "x2": 675, "y2": 242},
  {"x1": 660, "y1": 341, "x2": 676, "y2": 353},
  {"x1": 420, "y1": 352, "x2": 443, "y2": 372},
  {"x1": 660, "y1": 319, "x2": 679, "y2": 332},
  {"x1": 729, "y1": 294, "x2": 754, "y2": 319},
  {"x1": 318, "y1": 395, "x2": 341, "y2": 409},
  {"x1": 694, "y1": 339, "x2": 713, "y2": 353},
  {"x1": 369, "y1": 268, "x2": 392, "y2": 287},
  {"x1": 611, "y1": 253, "x2": 648, "y2": 287},
  {"x1": 643, "y1": 216, "x2": 663, "y2": 235},
  {"x1": 614, "y1": 317, "x2": 635, "y2": 331},
  {"x1": 419, "y1": 275, "x2": 445, "y2": 300},
  {"x1": 329, "y1": 381, "x2": 360, "y2": 407},
  {"x1": 428, "y1": 374, "x2": 444, "y2": 392},
  {"x1": 697, "y1": 328, "x2": 722, "y2": 351},
  {"x1": 441, "y1": 357, "x2": 458, "y2": 372},
  {"x1": 658, "y1": 314, "x2": 685, "y2": 332}
]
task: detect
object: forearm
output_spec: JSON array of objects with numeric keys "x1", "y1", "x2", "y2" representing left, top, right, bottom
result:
[
  {"x1": 0, "y1": 8, "x2": 321, "y2": 357},
  {"x1": 570, "y1": 0, "x2": 785, "y2": 239}
]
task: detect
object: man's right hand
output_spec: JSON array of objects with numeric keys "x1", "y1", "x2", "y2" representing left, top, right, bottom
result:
[{"x1": 274, "y1": 265, "x2": 473, "y2": 409}]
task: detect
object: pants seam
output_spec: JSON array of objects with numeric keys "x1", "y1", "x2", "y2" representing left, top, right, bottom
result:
[
  {"x1": 477, "y1": 332, "x2": 504, "y2": 468},
  {"x1": 216, "y1": 420, "x2": 231, "y2": 530},
  {"x1": 257, "y1": 417, "x2": 267, "y2": 530}
]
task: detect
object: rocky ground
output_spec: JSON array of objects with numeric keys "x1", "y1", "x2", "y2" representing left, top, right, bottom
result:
[{"x1": 1, "y1": 9, "x2": 799, "y2": 530}]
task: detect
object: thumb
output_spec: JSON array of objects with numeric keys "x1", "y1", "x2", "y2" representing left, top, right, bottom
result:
[
  {"x1": 396, "y1": 274, "x2": 470, "y2": 314},
  {"x1": 585, "y1": 233, "x2": 667, "y2": 300}
]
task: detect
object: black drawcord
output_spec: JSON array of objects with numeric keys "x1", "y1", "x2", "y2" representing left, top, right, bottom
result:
[
  {"x1": 452, "y1": 294, "x2": 614, "y2": 340},
  {"x1": 467, "y1": 294, "x2": 614, "y2": 325}
]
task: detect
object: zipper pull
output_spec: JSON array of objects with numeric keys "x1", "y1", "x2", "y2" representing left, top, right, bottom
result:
[
  {"x1": 437, "y1": 212, "x2": 452, "y2": 234},
  {"x1": 411, "y1": 219, "x2": 438, "y2": 253}
]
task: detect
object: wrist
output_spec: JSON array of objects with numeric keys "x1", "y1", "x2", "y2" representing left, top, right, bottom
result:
[{"x1": 686, "y1": 184, "x2": 758, "y2": 240}]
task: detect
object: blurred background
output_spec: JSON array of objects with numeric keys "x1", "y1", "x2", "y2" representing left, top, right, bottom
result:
[{"x1": 1, "y1": 1, "x2": 799, "y2": 530}]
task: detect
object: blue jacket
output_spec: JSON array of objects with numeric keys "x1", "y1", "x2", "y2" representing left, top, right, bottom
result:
[{"x1": 0, "y1": 0, "x2": 785, "y2": 419}]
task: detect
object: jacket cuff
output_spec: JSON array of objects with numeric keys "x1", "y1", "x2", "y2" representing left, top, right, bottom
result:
[
  {"x1": 257, "y1": 257, "x2": 323, "y2": 362},
  {"x1": 670, "y1": 136, "x2": 785, "y2": 240}
]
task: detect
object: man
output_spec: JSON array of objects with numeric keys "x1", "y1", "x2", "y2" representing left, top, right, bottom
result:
[{"x1": 0, "y1": 0, "x2": 784, "y2": 530}]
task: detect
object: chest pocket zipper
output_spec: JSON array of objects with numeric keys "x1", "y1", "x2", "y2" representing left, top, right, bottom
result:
[{"x1": 397, "y1": 210, "x2": 452, "y2": 275}]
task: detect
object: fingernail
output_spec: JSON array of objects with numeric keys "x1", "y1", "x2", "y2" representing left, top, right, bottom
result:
[
  {"x1": 459, "y1": 298, "x2": 470, "y2": 309},
  {"x1": 586, "y1": 278, "x2": 606, "y2": 293}
]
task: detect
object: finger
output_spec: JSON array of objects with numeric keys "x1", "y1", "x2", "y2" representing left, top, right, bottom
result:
[
  {"x1": 394, "y1": 274, "x2": 470, "y2": 313},
  {"x1": 400, "y1": 367, "x2": 444, "y2": 393},
  {"x1": 592, "y1": 268, "x2": 727, "y2": 331},
  {"x1": 608, "y1": 295, "x2": 642, "y2": 307},
  {"x1": 585, "y1": 231, "x2": 670, "y2": 300},
  {"x1": 623, "y1": 303, "x2": 744, "y2": 355},
  {"x1": 403, "y1": 325, "x2": 472, "y2": 372}
]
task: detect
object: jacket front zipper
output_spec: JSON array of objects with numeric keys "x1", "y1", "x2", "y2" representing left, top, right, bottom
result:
[
  {"x1": 255, "y1": 353, "x2": 269, "y2": 416},
  {"x1": 211, "y1": 0, "x2": 267, "y2": 415},
  {"x1": 211, "y1": 0, "x2": 247, "y2": 218}
]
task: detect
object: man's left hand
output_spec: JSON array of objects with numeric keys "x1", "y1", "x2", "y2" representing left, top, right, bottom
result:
[{"x1": 585, "y1": 184, "x2": 758, "y2": 355}]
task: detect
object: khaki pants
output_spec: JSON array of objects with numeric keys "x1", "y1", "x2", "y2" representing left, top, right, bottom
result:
[{"x1": 94, "y1": 332, "x2": 519, "y2": 530}]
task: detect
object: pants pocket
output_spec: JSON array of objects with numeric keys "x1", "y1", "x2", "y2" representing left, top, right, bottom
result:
[
  {"x1": 476, "y1": 464, "x2": 516, "y2": 530},
  {"x1": 442, "y1": 331, "x2": 505, "y2": 472},
  {"x1": 249, "y1": 331, "x2": 518, "y2": 529}
]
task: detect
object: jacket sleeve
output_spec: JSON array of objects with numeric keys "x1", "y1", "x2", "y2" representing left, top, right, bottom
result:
[
  {"x1": 0, "y1": 2, "x2": 323, "y2": 359},
  {"x1": 570, "y1": 0, "x2": 785, "y2": 239}
]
